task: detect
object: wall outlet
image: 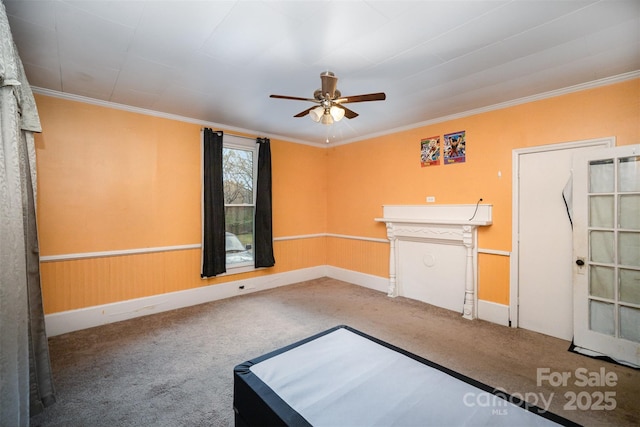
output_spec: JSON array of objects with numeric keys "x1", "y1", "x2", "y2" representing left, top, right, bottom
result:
[
  {"x1": 426, "y1": 196, "x2": 436, "y2": 203},
  {"x1": 238, "y1": 283, "x2": 256, "y2": 292}
]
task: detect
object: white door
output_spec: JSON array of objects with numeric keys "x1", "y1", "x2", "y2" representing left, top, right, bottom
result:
[
  {"x1": 515, "y1": 139, "x2": 612, "y2": 340},
  {"x1": 572, "y1": 144, "x2": 640, "y2": 367}
]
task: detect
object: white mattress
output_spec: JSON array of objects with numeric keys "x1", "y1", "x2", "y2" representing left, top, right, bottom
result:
[{"x1": 250, "y1": 328, "x2": 561, "y2": 426}]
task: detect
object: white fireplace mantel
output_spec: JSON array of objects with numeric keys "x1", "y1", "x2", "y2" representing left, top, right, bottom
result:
[{"x1": 375, "y1": 204, "x2": 492, "y2": 320}]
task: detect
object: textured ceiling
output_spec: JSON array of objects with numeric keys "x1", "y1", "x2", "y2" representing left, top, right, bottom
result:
[{"x1": 4, "y1": 0, "x2": 640, "y2": 145}]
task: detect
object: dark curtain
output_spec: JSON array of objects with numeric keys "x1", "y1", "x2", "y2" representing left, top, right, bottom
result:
[
  {"x1": 254, "y1": 138, "x2": 275, "y2": 268},
  {"x1": 201, "y1": 129, "x2": 226, "y2": 277}
]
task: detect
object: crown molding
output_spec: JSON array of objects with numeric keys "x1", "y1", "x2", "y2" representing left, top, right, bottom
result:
[
  {"x1": 332, "y1": 71, "x2": 640, "y2": 147},
  {"x1": 32, "y1": 70, "x2": 639, "y2": 149},
  {"x1": 31, "y1": 87, "x2": 322, "y2": 147}
]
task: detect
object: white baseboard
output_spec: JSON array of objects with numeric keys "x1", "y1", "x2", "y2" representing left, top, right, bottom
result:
[
  {"x1": 477, "y1": 299, "x2": 510, "y2": 326},
  {"x1": 44, "y1": 267, "x2": 509, "y2": 336},
  {"x1": 45, "y1": 266, "x2": 326, "y2": 337},
  {"x1": 325, "y1": 266, "x2": 389, "y2": 294}
]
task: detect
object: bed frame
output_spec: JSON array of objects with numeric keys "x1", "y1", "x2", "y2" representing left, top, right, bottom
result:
[{"x1": 233, "y1": 325, "x2": 579, "y2": 426}]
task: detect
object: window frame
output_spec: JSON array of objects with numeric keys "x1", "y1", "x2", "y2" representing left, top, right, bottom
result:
[{"x1": 223, "y1": 135, "x2": 258, "y2": 274}]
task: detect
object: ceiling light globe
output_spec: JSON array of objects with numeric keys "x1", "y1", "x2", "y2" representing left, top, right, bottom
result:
[
  {"x1": 309, "y1": 106, "x2": 324, "y2": 122},
  {"x1": 330, "y1": 106, "x2": 345, "y2": 122},
  {"x1": 320, "y1": 113, "x2": 334, "y2": 125}
]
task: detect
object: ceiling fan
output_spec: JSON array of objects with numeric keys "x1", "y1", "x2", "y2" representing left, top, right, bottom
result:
[{"x1": 270, "y1": 71, "x2": 386, "y2": 125}]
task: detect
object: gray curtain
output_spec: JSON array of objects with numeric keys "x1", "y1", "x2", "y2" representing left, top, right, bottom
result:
[{"x1": 1, "y1": 2, "x2": 55, "y2": 425}]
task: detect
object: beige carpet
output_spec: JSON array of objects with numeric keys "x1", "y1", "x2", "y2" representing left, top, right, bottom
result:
[{"x1": 30, "y1": 278, "x2": 639, "y2": 426}]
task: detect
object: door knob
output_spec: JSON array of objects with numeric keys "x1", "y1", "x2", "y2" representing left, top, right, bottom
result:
[{"x1": 576, "y1": 259, "x2": 585, "y2": 266}]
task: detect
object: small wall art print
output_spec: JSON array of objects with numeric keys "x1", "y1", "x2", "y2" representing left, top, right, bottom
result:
[
  {"x1": 444, "y1": 130, "x2": 466, "y2": 164},
  {"x1": 420, "y1": 136, "x2": 440, "y2": 167}
]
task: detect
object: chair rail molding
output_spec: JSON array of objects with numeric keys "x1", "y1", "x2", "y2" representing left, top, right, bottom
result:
[{"x1": 375, "y1": 204, "x2": 492, "y2": 320}]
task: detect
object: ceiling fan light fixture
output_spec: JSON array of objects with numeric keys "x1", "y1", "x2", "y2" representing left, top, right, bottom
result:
[
  {"x1": 330, "y1": 105, "x2": 345, "y2": 122},
  {"x1": 270, "y1": 70, "x2": 386, "y2": 127},
  {"x1": 309, "y1": 106, "x2": 324, "y2": 122},
  {"x1": 320, "y1": 112, "x2": 334, "y2": 125}
]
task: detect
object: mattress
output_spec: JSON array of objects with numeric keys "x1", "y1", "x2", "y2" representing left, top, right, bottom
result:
[{"x1": 233, "y1": 325, "x2": 579, "y2": 426}]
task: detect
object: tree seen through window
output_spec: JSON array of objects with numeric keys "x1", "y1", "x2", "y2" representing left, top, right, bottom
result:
[{"x1": 223, "y1": 145, "x2": 255, "y2": 266}]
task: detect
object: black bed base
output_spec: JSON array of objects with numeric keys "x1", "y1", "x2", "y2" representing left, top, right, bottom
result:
[{"x1": 233, "y1": 325, "x2": 580, "y2": 427}]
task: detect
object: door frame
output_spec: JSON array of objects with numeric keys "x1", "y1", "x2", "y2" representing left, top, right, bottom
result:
[{"x1": 510, "y1": 137, "x2": 615, "y2": 328}]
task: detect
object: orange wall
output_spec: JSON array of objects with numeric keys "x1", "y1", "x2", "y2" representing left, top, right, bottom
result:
[
  {"x1": 35, "y1": 97, "x2": 201, "y2": 254},
  {"x1": 34, "y1": 78, "x2": 639, "y2": 313},
  {"x1": 34, "y1": 95, "x2": 328, "y2": 313},
  {"x1": 327, "y1": 80, "x2": 639, "y2": 247},
  {"x1": 326, "y1": 79, "x2": 639, "y2": 302},
  {"x1": 35, "y1": 96, "x2": 328, "y2": 255},
  {"x1": 271, "y1": 140, "x2": 327, "y2": 237}
]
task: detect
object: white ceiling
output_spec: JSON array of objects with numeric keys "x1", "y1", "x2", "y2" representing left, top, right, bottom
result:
[{"x1": 4, "y1": 0, "x2": 640, "y2": 145}]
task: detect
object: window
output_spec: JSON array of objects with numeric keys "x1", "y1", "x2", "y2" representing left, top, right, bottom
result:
[
  {"x1": 223, "y1": 136, "x2": 258, "y2": 270},
  {"x1": 201, "y1": 130, "x2": 273, "y2": 278}
]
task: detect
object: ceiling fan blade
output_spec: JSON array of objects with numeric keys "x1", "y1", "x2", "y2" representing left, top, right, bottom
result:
[
  {"x1": 270, "y1": 94, "x2": 318, "y2": 103},
  {"x1": 335, "y1": 92, "x2": 386, "y2": 104},
  {"x1": 293, "y1": 106, "x2": 316, "y2": 118},
  {"x1": 320, "y1": 71, "x2": 338, "y2": 98},
  {"x1": 339, "y1": 105, "x2": 359, "y2": 119}
]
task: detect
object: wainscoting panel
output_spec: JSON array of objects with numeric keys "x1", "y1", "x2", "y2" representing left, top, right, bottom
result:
[
  {"x1": 477, "y1": 252, "x2": 510, "y2": 305},
  {"x1": 326, "y1": 235, "x2": 388, "y2": 278},
  {"x1": 40, "y1": 237, "x2": 329, "y2": 315},
  {"x1": 41, "y1": 249, "x2": 205, "y2": 314},
  {"x1": 44, "y1": 266, "x2": 328, "y2": 337},
  {"x1": 40, "y1": 234, "x2": 511, "y2": 334},
  {"x1": 272, "y1": 236, "x2": 327, "y2": 272}
]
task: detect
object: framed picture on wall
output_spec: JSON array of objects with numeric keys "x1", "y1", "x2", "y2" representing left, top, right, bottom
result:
[
  {"x1": 444, "y1": 131, "x2": 466, "y2": 164},
  {"x1": 420, "y1": 136, "x2": 440, "y2": 167}
]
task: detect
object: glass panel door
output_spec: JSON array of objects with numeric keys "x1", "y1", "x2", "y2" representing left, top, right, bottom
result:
[
  {"x1": 587, "y1": 155, "x2": 640, "y2": 342},
  {"x1": 573, "y1": 145, "x2": 640, "y2": 368}
]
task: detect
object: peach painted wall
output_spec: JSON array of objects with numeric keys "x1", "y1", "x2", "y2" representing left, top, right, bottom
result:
[
  {"x1": 271, "y1": 140, "x2": 327, "y2": 237},
  {"x1": 35, "y1": 96, "x2": 201, "y2": 255},
  {"x1": 326, "y1": 79, "x2": 640, "y2": 304},
  {"x1": 34, "y1": 95, "x2": 328, "y2": 313},
  {"x1": 34, "y1": 78, "x2": 639, "y2": 314}
]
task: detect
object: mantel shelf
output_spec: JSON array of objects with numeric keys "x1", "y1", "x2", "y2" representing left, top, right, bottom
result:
[
  {"x1": 375, "y1": 204, "x2": 492, "y2": 226},
  {"x1": 374, "y1": 217, "x2": 491, "y2": 226}
]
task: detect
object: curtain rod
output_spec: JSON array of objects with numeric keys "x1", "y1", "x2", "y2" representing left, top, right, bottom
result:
[{"x1": 200, "y1": 128, "x2": 258, "y2": 141}]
